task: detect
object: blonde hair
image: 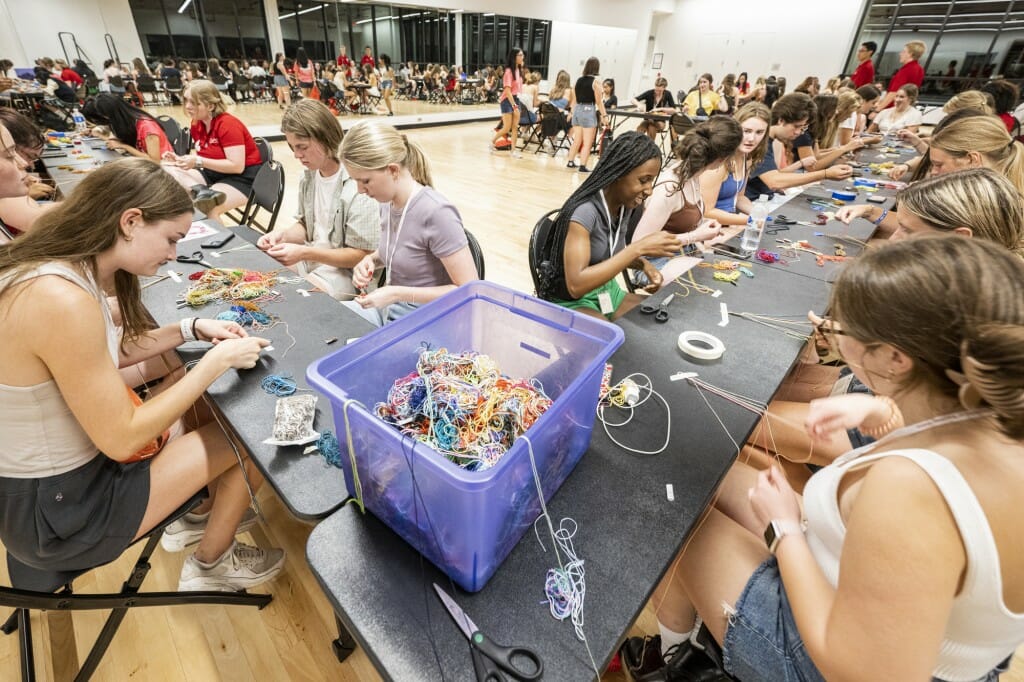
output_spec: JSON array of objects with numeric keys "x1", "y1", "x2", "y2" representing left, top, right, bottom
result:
[
  {"x1": 835, "y1": 91, "x2": 863, "y2": 124},
  {"x1": 281, "y1": 99, "x2": 344, "y2": 161},
  {"x1": 930, "y1": 116, "x2": 1024, "y2": 196},
  {"x1": 551, "y1": 70, "x2": 571, "y2": 100},
  {"x1": 898, "y1": 168, "x2": 1024, "y2": 255},
  {"x1": 905, "y1": 40, "x2": 926, "y2": 60},
  {"x1": 943, "y1": 90, "x2": 994, "y2": 115},
  {"x1": 339, "y1": 121, "x2": 433, "y2": 187},
  {"x1": 183, "y1": 79, "x2": 228, "y2": 117}
]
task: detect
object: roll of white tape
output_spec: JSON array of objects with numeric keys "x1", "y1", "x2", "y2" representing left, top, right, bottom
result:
[{"x1": 677, "y1": 331, "x2": 726, "y2": 361}]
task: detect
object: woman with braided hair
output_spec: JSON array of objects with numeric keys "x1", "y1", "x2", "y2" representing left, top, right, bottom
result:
[{"x1": 534, "y1": 131, "x2": 680, "y2": 320}]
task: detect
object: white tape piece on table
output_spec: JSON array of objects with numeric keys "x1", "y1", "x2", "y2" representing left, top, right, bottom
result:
[
  {"x1": 168, "y1": 270, "x2": 182, "y2": 283},
  {"x1": 718, "y1": 302, "x2": 729, "y2": 327},
  {"x1": 666, "y1": 484, "x2": 675, "y2": 502},
  {"x1": 297, "y1": 288, "x2": 311, "y2": 297}
]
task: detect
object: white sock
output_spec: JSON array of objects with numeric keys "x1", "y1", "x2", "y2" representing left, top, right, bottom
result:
[
  {"x1": 658, "y1": 622, "x2": 689, "y2": 657},
  {"x1": 689, "y1": 614, "x2": 705, "y2": 650}
]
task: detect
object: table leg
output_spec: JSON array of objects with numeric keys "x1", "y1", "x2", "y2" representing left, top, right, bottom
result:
[{"x1": 331, "y1": 615, "x2": 358, "y2": 662}]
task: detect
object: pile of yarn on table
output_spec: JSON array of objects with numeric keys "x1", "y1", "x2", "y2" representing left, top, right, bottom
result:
[{"x1": 375, "y1": 346, "x2": 553, "y2": 471}]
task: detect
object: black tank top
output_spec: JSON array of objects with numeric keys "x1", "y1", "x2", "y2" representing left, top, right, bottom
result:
[{"x1": 574, "y1": 76, "x2": 596, "y2": 105}]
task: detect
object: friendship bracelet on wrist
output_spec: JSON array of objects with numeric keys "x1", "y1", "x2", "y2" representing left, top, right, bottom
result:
[
  {"x1": 179, "y1": 317, "x2": 198, "y2": 343},
  {"x1": 191, "y1": 317, "x2": 201, "y2": 342},
  {"x1": 860, "y1": 395, "x2": 905, "y2": 438},
  {"x1": 872, "y1": 208, "x2": 889, "y2": 226}
]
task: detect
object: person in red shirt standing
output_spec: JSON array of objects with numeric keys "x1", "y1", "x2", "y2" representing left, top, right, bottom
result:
[
  {"x1": 360, "y1": 46, "x2": 375, "y2": 69},
  {"x1": 851, "y1": 41, "x2": 876, "y2": 88},
  {"x1": 161, "y1": 80, "x2": 263, "y2": 223},
  {"x1": 872, "y1": 40, "x2": 926, "y2": 114},
  {"x1": 337, "y1": 45, "x2": 353, "y2": 71}
]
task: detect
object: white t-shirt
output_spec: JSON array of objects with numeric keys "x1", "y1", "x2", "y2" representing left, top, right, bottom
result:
[{"x1": 874, "y1": 106, "x2": 923, "y2": 134}]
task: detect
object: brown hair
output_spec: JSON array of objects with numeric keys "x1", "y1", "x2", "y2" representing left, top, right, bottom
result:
[
  {"x1": 771, "y1": 92, "x2": 815, "y2": 125},
  {"x1": 734, "y1": 102, "x2": 771, "y2": 171},
  {"x1": 668, "y1": 116, "x2": 742, "y2": 185},
  {"x1": 282, "y1": 99, "x2": 344, "y2": 161},
  {"x1": 0, "y1": 158, "x2": 193, "y2": 350},
  {"x1": 582, "y1": 57, "x2": 600, "y2": 78},
  {"x1": 832, "y1": 236, "x2": 1024, "y2": 438}
]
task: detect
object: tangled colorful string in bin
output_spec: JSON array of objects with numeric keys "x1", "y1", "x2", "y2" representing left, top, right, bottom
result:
[{"x1": 375, "y1": 347, "x2": 553, "y2": 471}]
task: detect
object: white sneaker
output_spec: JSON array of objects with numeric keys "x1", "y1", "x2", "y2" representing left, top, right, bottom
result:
[
  {"x1": 511, "y1": 151, "x2": 523, "y2": 159},
  {"x1": 160, "y1": 507, "x2": 258, "y2": 553},
  {"x1": 178, "y1": 541, "x2": 285, "y2": 592}
]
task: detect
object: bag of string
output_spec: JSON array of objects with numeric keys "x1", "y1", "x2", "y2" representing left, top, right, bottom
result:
[
  {"x1": 374, "y1": 347, "x2": 552, "y2": 471},
  {"x1": 264, "y1": 393, "x2": 320, "y2": 446}
]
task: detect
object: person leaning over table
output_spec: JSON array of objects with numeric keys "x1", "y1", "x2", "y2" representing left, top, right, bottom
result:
[
  {"x1": 632, "y1": 77, "x2": 676, "y2": 140},
  {"x1": 257, "y1": 100, "x2": 379, "y2": 300},
  {"x1": 82, "y1": 94, "x2": 173, "y2": 163},
  {"x1": 634, "y1": 235, "x2": 1024, "y2": 682},
  {"x1": 533, "y1": 131, "x2": 680, "y2": 321},
  {"x1": 0, "y1": 158, "x2": 286, "y2": 593},
  {"x1": 632, "y1": 117, "x2": 743, "y2": 272},
  {"x1": 340, "y1": 121, "x2": 478, "y2": 327},
  {"x1": 744, "y1": 92, "x2": 853, "y2": 200},
  {"x1": 160, "y1": 79, "x2": 263, "y2": 224},
  {"x1": 790, "y1": 93, "x2": 867, "y2": 171},
  {"x1": 700, "y1": 102, "x2": 771, "y2": 238},
  {"x1": 0, "y1": 110, "x2": 55, "y2": 237}
]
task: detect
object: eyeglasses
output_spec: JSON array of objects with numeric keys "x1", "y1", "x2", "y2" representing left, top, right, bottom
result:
[{"x1": 813, "y1": 316, "x2": 850, "y2": 360}]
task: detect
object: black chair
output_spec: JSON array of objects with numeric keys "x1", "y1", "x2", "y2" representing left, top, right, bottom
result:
[
  {"x1": 464, "y1": 228, "x2": 486, "y2": 279},
  {"x1": 665, "y1": 113, "x2": 696, "y2": 163},
  {"x1": 135, "y1": 74, "x2": 164, "y2": 105},
  {"x1": 155, "y1": 115, "x2": 181, "y2": 149},
  {"x1": 254, "y1": 136, "x2": 273, "y2": 164},
  {"x1": 1, "y1": 491, "x2": 271, "y2": 681},
  {"x1": 233, "y1": 74, "x2": 251, "y2": 102},
  {"x1": 535, "y1": 102, "x2": 571, "y2": 157},
  {"x1": 238, "y1": 160, "x2": 285, "y2": 233},
  {"x1": 528, "y1": 209, "x2": 636, "y2": 298},
  {"x1": 163, "y1": 75, "x2": 183, "y2": 104},
  {"x1": 249, "y1": 75, "x2": 268, "y2": 101}
]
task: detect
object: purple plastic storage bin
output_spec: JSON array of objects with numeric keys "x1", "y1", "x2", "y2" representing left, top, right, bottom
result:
[{"x1": 306, "y1": 281, "x2": 623, "y2": 591}]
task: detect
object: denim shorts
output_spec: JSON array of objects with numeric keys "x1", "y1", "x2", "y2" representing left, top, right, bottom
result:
[
  {"x1": 500, "y1": 96, "x2": 520, "y2": 115},
  {"x1": 723, "y1": 557, "x2": 1004, "y2": 682},
  {"x1": 572, "y1": 103, "x2": 598, "y2": 128}
]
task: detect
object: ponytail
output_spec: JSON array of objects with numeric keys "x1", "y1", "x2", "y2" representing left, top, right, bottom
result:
[
  {"x1": 1000, "y1": 140, "x2": 1024, "y2": 198},
  {"x1": 402, "y1": 135, "x2": 434, "y2": 188},
  {"x1": 668, "y1": 117, "x2": 742, "y2": 186}
]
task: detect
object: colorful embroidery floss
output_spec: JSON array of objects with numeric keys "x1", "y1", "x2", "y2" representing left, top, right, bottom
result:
[{"x1": 375, "y1": 347, "x2": 553, "y2": 471}]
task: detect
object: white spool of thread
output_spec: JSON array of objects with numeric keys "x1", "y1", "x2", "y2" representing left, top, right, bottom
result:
[{"x1": 677, "y1": 331, "x2": 726, "y2": 361}]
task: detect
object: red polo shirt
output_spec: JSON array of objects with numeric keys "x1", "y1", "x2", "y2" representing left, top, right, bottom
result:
[
  {"x1": 885, "y1": 60, "x2": 924, "y2": 107},
  {"x1": 852, "y1": 59, "x2": 874, "y2": 88},
  {"x1": 190, "y1": 112, "x2": 261, "y2": 166}
]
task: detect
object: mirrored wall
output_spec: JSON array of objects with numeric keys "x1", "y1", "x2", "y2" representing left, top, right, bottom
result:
[
  {"x1": 846, "y1": 0, "x2": 1024, "y2": 98},
  {"x1": 127, "y1": 0, "x2": 551, "y2": 76}
]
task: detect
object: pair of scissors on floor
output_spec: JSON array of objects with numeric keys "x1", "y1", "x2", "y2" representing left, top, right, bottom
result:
[
  {"x1": 176, "y1": 251, "x2": 214, "y2": 268},
  {"x1": 434, "y1": 583, "x2": 543, "y2": 681},
  {"x1": 640, "y1": 292, "x2": 674, "y2": 323}
]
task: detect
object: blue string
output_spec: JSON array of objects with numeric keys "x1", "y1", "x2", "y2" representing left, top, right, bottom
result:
[
  {"x1": 317, "y1": 430, "x2": 342, "y2": 468},
  {"x1": 260, "y1": 374, "x2": 298, "y2": 396}
]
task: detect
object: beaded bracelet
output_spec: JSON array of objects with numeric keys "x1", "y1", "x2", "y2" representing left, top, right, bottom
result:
[
  {"x1": 860, "y1": 395, "x2": 905, "y2": 438},
  {"x1": 179, "y1": 317, "x2": 198, "y2": 343}
]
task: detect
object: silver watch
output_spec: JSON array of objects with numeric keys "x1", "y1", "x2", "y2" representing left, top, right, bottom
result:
[{"x1": 195, "y1": 156, "x2": 203, "y2": 169}]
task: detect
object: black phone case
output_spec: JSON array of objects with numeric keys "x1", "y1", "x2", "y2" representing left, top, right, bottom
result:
[{"x1": 201, "y1": 233, "x2": 235, "y2": 249}]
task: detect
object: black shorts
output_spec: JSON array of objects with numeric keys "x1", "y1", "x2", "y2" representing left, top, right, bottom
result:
[
  {"x1": 200, "y1": 163, "x2": 261, "y2": 198},
  {"x1": 0, "y1": 454, "x2": 151, "y2": 572}
]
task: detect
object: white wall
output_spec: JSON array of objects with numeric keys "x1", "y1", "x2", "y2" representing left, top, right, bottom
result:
[
  {"x1": 650, "y1": 0, "x2": 867, "y2": 96},
  {"x1": 549, "y1": 21, "x2": 637, "y2": 101},
  {"x1": 0, "y1": 0, "x2": 145, "y2": 69}
]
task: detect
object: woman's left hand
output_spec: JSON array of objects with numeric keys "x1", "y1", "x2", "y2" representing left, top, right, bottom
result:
[
  {"x1": 355, "y1": 287, "x2": 394, "y2": 309},
  {"x1": 748, "y1": 466, "x2": 802, "y2": 528},
  {"x1": 195, "y1": 318, "x2": 249, "y2": 344}
]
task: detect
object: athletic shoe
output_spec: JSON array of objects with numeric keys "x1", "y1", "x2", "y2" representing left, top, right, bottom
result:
[
  {"x1": 566, "y1": 161, "x2": 577, "y2": 169},
  {"x1": 193, "y1": 189, "x2": 226, "y2": 216},
  {"x1": 579, "y1": 165, "x2": 591, "y2": 173},
  {"x1": 178, "y1": 541, "x2": 285, "y2": 592},
  {"x1": 160, "y1": 507, "x2": 259, "y2": 553},
  {"x1": 511, "y1": 151, "x2": 523, "y2": 159}
]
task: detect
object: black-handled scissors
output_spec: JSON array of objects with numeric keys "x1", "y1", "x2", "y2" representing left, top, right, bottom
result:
[
  {"x1": 176, "y1": 251, "x2": 213, "y2": 268},
  {"x1": 640, "y1": 292, "x2": 674, "y2": 323},
  {"x1": 434, "y1": 583, "x2": 543, "y2": 681}
]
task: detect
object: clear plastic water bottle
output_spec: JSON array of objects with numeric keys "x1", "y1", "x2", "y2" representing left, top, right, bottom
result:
[
  {"x1": 740, "y1": 194, "x2": 770, "y2": 258},
  {"x1": 72, "y1": 107, "x2": 86, "y2": 133}
]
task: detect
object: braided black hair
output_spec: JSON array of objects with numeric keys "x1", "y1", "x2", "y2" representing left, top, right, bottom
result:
[{"x1": 536, "y1": 131, "x2": 661, "y2": 300}]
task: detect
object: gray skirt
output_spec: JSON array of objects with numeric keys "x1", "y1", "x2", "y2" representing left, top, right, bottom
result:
[{"x1": 0, "y1": 453, "x2": 151, "y2": 572}]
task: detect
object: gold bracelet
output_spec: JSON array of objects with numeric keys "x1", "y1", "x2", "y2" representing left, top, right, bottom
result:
[{"x1": 860, "y1": 395, "x2": 905, "y2": 438}]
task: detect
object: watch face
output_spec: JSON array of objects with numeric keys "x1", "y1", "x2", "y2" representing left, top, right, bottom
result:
[{"x1": 764, "y1": 521, "x2": 779, "y2": 551}]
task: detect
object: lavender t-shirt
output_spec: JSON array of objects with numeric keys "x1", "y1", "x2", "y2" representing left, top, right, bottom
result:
[{"x1": 378, "y1": 186, "x2": 467, "y2": 288}]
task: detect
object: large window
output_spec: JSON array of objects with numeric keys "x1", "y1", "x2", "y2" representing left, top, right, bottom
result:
[
  {"x1": 847, "y1": 0, "x2": 1024, "y2": 101},
  {"x1": 128, "y1": 0, "x2": 270, "y2": 63}
]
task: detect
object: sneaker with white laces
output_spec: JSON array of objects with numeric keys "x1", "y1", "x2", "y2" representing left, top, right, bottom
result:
[
  {"x1": 178, "y1": 541, "x2": 285, "y2": 592},
  {"x1": 160, "y1": 507, "x2": 259, "y2": 553}
]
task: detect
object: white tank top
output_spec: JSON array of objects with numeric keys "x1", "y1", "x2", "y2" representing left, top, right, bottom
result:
[
  {"x1": 0, "y1": 263, "x2": 120, "y2": 478},
  {"x1": 803, "y1": 410, "x2": 1024, "y2": 681}
]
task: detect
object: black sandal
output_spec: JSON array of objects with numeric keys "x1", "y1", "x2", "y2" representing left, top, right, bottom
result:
[{"x1": 566, "y1": 161, "x2": 577, "y2": 169}]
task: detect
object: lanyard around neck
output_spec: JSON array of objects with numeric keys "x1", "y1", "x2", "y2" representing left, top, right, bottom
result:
[
  {"x1": 384, "y1": 185, "x2": 423, "y2": 286},
  {"x1": 599, "y1": 190, "x2": 626, "y2": 255}
]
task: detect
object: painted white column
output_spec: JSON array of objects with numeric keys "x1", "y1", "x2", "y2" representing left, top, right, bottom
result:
[
  {"x1": 264, "y1": 0, "x2": 284, "y2": 58},
  {"x1": 454, "y1": 12, "x2": 463, "y2": 68}
]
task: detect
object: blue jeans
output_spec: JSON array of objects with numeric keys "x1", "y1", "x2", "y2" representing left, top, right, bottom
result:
[{"x1": 722, "y1": 557, "x2": 1005, "y2": 682}]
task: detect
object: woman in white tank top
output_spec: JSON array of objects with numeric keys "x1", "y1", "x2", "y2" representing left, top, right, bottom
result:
[
  {"x1": 635, "y1": 237, "x2": 1024, "y2": 681},
  {"x1": 0, "y1": 158, "x2": 285, "y2": 591}
]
